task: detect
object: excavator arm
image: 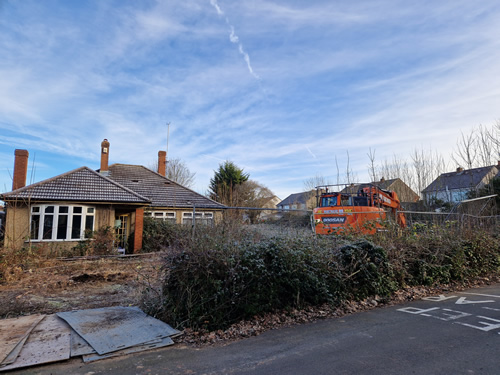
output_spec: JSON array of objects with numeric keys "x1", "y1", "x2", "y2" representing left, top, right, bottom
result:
[{"x1": 361, "y1": 187, "x2": 406, "y2": 228}]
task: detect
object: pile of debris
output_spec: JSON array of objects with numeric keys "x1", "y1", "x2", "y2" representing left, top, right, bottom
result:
[{"x1": 0, "y1": 306, "x2": 180, "y2": 371}]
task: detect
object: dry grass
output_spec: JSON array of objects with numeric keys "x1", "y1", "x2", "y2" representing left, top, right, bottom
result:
[{"x1": 0, "y1": 251, "x2": 163, "y2": 319}]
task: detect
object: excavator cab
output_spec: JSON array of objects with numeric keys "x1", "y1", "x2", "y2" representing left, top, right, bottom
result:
[{"x1": 312, "y1": 183, "x2": 406, "y2": 235}]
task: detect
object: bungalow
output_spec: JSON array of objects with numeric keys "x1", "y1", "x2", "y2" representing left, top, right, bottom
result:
[
  {"x1": 1, "y1": 140, "x2": 225, "y2": 252},
  {"x1": 422, "y1": 163, "x2": 500, "y2": 204}
]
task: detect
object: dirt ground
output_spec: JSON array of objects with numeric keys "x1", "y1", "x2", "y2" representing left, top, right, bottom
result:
[{"x1": 0, "y1": 253, "x2": 163, "y2": 319}]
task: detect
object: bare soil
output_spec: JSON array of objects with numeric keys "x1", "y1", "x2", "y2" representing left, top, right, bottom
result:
[{"x1": 0, "y1": 253, "x2": 162, "y2": 319}]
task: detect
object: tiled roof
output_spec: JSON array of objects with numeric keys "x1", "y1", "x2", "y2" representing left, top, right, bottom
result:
[
  {"x1": 1, "y1": 167, "x2": 150, "y2": 204},
  {"x1": 422, "y1": 166, "x2": 499, "y2": 193},
  {"x1": 277, "y1": 192, "x2": 309, "y2": 206},
  {"x1": 106, "y1": 164, "x2": 226, "y2": 209}
]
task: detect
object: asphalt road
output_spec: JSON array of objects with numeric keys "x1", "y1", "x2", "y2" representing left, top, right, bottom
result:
[{"x1": 9, "y1": 283, "x2": 500, "y2": 375}]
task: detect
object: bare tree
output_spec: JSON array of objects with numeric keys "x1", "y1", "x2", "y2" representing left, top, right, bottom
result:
[
  {"x1": 490, "y1": 120, "x2": 500, "y2": 160},
  {"x1": 303, "y1": 174, "x2": 331, "y2": 209},
  {"x1": 334, "y1": 155, "x2": 340, "y2": 185},
  {"x1": 452, "y1": 130, "x2": 477, "y2": 169},
  {"x1": 150, "y1": 158, "x2": 196, "y2": 188},
  {"x1": 344, "y1": 150, "x2": 358, "y2": 185},
  {"x1": 166, "y1": 158, "x2": 196, "y2": 188},
  {"x1": 236, "y1": 180, "x2": 276, "y2": 223},
  {"x1": 378, "y1": 153, "x2": 415, "y2": 190},
  {"x1": 411, "y1": 147, "x2": 446, "y2": 197},
  {"x1": 303, "y1": 174, "x2": 331, "y2": 191},
  {"x1": 367, "y1": 148, "x2": 378, "y2": 182}
]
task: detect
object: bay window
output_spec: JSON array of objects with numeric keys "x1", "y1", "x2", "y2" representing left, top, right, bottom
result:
[{"x1": 30, "y1": 205, "x2": 95, "y2": 241}]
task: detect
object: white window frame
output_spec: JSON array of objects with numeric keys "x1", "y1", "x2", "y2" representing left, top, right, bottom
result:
[
  {"x1": 30, "y1": 204, "x2": 95, "y2": 242},
  {"x1": 182, "y1": 211, "x2": 214, "y2": 226},
  {"x1": 146, "y1": 210, "x2": 177, "y2": 223}
]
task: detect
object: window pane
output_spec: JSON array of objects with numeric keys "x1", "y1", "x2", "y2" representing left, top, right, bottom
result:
[
  {"x1": 154, "y1": 212, "x2": 163, "y2": 217},
  {"x1": 30, "y1": 215, "x2": 40, "y2": 240},
  {"x1": 87, "y1": 207, "x2": 94, "y2": 214},
  {"x1": 32, "y1": 207, "x2": 40, "y2": 213},
  {"x1": 205, "y1": 213, "x2": 213, "y2": 218},
  {"x1": 45, "y1": 206, "x2": 54, "y2": 213},
  {"x1": 73, "y1": 207, "x2": 82, "y2": 214},
  {"x1": 43, "y1": 215, "x2": 54, "y2": 239},
  {"x1": 71, "y1": 215, "x2": 82, "y2": 239},
  {"x1": 85, "y1": 216, "x2": 94, "y2": 234},
  {"x1": 166, "y1": 212, "x2": 175, "y2": 218},
  {"x1": 59, "y1": 206, "x2": 69, "y2": 214},
  {"x1": 57, "y1": 215, "x2": 68, "y2": 240}
]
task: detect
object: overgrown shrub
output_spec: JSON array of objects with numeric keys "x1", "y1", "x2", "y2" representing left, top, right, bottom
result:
[
  {"x1": 140, "y1": 221, "x2": 499, "y2": 332},
  {"x1": 72, "y1": 226, "x2": 116, "y2": 256},
  {"x1": 376, "y1": 228, "x2": 500, "y2": 286},
  {"x1": 338, "y1": 239, "x2": 398, "y2": 299},
  {"x1": 155, "y1": 235, "x2": 341, "y2": 330}
]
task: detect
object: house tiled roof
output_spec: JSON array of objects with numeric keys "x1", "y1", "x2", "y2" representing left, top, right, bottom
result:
[
  {"x1": 1, "y1": 167, "x2": 150, "y2": 204},
  {"x1": 342, "y1": 179, "x2": 398, "y2": 192},
  {"x1": 106, "y1": 164, "x2": 225, "y2": 209},
  {"x1": 422, "y1": 166, "x2": 499, "y2": 193},
  {"x1": 277, "y1": 192, "x2": 309, "y2": 207}
]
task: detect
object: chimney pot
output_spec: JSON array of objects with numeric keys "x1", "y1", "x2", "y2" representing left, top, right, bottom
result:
[
  {"x1": 158, "y1": 151, "x2": 167, "y2": 177},
  {"x1": 100, "y1": 139, "x2": 110, "y2": 173},
  {"x1": 12, "y1": 149, "x2": 29, "y2": 190}
]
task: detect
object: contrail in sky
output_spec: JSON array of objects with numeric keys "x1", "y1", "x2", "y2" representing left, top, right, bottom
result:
[
  {"x1": 306, "y1": 146, "x2": 317, "y2": 159},
  {"x1": 209, "y1": 0, "x2": 259, "y2": 79}
]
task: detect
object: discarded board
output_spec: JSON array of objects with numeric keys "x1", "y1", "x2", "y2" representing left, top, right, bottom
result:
[
  {"x1": 57, "y1": 306, "x2": 180, "y2": 355},
  {"x1": 0, "y1": 314, "x2": 45, "y2": 366},
  {"x1": 82, "y1": 336, "x2": 174, "y2": 362},
  {"x1": 0, "y1": 315, "x2": 71, "y2": 371},
  {"x1": 70, "y1": 328, "x2": 96, "y2": 357}
]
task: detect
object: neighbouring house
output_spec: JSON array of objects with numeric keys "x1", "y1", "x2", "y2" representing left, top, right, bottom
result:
[
  {"x1": 343, "y1": 178, "x2": 420, "y2": 204},
  {"x1": 258, "y1": 195, "x2": 282, "y2": 221},
  {"x1": 1, "y1": 140, "x2": 225, "y2": 252},
  {"x1": 277, "y1": 191, "x2": 316, "y2": 211},
  {"x1": 422, "y1": 163, "x2": 500, "y2": 204}
]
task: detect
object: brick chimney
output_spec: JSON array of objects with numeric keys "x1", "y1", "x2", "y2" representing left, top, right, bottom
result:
[
  {"x1": 158, "y1": 151, "x2": 166, "y2": 177},
  {"x1": 100, "y1": 139, "x2": 110, "y2": 175},
  {"x1": 12, "y1": 149, "x2": 29, "y2": 190}
]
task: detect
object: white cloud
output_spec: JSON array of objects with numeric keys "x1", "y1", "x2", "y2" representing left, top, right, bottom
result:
[{"x1": 2, "y1": 1, "x2": 500, "y2": 199}]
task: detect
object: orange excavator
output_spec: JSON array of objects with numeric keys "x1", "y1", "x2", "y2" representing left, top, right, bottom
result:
[{"x1": 312, "y1": 184, "x2": 406, "y2": 235}]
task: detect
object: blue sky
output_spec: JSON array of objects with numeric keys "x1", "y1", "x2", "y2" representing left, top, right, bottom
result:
[{"x1": 1, "y1": 0, "x2": 500, "y2": 200}]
